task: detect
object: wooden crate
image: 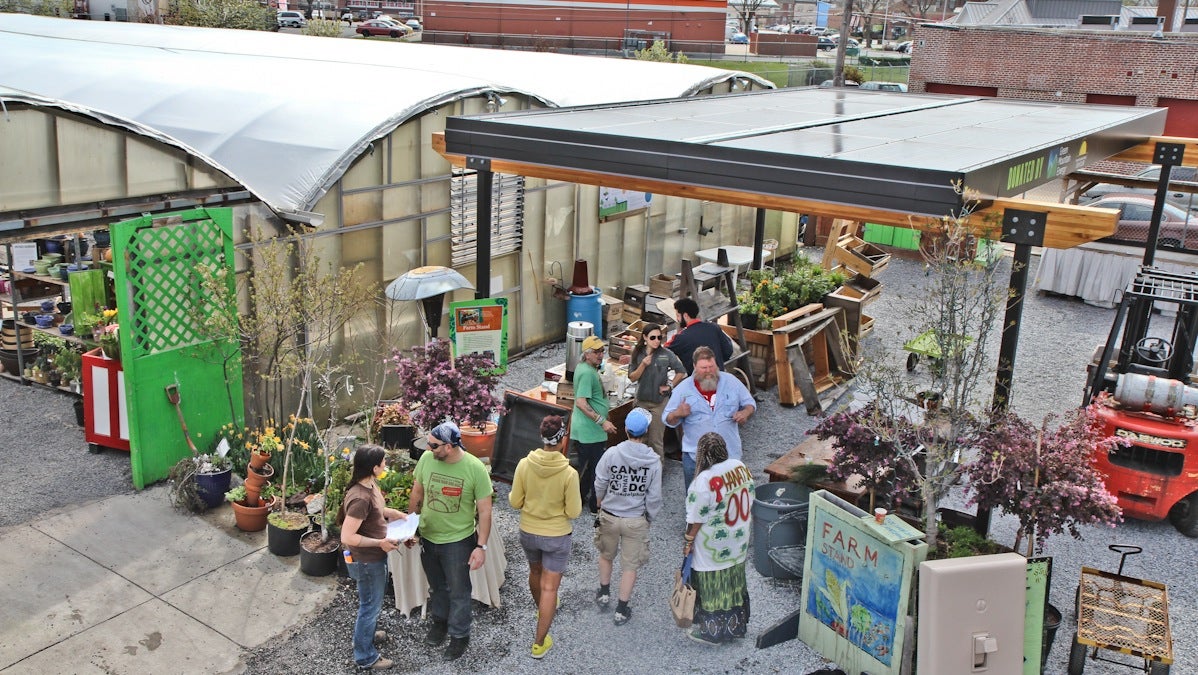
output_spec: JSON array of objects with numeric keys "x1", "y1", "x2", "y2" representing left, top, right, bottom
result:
[
  {"x1": 623, "y1": 284, "x2": 650, "y2": 313},
  {"x1": 607, "y1": 330, "x2": 639, "y2": 358},
  {"x1": 601, "y1": 294, "x2": 625, "y2": 323},
  {"x1": 831, "y1": 235, "x2": 891, "y2": 277},
  {"x1": 721, "y1": 323, "x2": 778, "y2": 390},
  {"x1": 649, "y1": 273, "x2": 681, "y2": 298}
]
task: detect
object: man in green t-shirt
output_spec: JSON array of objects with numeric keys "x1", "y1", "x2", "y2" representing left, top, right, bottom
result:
[
  {"x1": 571, "y1": 335, "x2": 616, "y2": 518},
  {"x1": 410, "y1": 421, "x2": 494, "y2": 662}
]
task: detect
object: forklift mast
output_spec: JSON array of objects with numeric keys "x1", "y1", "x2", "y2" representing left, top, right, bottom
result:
[{"x1": 1085, "y1": 142, "x2": 1198, "y2": 404}]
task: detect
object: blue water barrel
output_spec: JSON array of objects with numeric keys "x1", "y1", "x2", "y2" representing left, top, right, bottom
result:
[{"x1": 566, "y1": 287, "x2": 602, "y2": 337}]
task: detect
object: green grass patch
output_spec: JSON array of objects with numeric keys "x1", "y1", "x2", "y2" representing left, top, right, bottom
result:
[
  {"x1": 687, "y1": 59, "x2": 794, "y2": 89},
  {"x1": 689, "y1": 58, "x2": 908, "y2": 89}
]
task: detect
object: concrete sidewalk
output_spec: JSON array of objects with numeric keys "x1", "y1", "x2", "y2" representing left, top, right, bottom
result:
[{"x1": 0, "y1": 487, "x2": 337, "y2": 674}]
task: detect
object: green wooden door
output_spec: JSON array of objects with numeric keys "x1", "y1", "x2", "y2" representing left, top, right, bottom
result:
[{"x1": 111, "y1": 208, "x2": 243, "y2": 489}]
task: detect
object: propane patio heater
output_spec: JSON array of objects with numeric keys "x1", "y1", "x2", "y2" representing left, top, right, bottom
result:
[{"x1": 385, "y1": 266, "x2": 475, "y2": 340}]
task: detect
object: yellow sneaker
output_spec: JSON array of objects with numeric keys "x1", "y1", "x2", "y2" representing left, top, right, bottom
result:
[{"x1": 530, "y1": 634, "x2": 554, "y2": 659}]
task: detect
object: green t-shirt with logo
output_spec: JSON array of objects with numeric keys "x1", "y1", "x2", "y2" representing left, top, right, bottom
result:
[
  {"x1": 570, "y1": 361, "x2": 609, "y2": 444},
  {"x1": 413, "y1": 450, "x2": 494, "y2": 544}
]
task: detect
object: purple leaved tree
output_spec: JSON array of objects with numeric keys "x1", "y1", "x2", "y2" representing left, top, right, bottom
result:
[
  {"x1": 392, "y1": 338, "x2": 503, "y2": 431},
  {"x1": 967, "y1": 405, "x2": 1123, "y2": 556}
]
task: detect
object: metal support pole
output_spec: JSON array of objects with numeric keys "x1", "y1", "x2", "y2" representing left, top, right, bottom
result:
[
  {"x1": 1142, "y1": 141, "x2": 1185, "y2": 268},
  {"x1": 751, "y1": 208, "x2": 765, "y2": 270},
  {"x1": 992, "y1": 242, "x2": 1031, "y2": 414},
  {"x1": 475, "y1": 168, "x2": 493, "y2": 299}
]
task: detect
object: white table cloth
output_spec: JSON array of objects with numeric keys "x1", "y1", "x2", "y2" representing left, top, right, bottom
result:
[
  {"x1": 387, "y1": 528, "x2": 507, "y2": 617},
  {"x1": 1035, "y1": 242, "x2": 1198, "y2": 309}
]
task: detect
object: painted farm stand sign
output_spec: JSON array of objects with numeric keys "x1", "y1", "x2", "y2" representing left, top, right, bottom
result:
[{"x1": 799, "y1": 491, "x2": 927, "y2": 675}]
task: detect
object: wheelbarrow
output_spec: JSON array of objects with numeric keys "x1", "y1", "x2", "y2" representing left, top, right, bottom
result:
[
  {"x1": 1068, "y1": 544, "x2": 1173, "y2": 674},
  {"x1": 902, "y1": 329, "x2": 971, "y2": 375}
]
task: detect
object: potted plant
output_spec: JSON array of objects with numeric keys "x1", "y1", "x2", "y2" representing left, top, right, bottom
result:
[
  {"x1": 372, "y1": 401, "x2": 415, "y2": 454},
  {"x1": 967, "y1": 405, "x2": 1123, "y2": 557},
  {"x1": 227, "y1": 483, "x2": 279, "y2": 532},
  {"x1": 167, "y1": 432, "x2": 235, "y2": 513},
  {"x1": 391, "y1": 338, "x2": 503, "y2": 460},
  {"x1": 52, "y1": 347, "x2": 82, "y2": 391},
  {"x1": 267, "y1": 509, "x2": 310, "y2": 556},
  {"x1": 737, "y1": 258, "x2": 845, "y2": 330}
]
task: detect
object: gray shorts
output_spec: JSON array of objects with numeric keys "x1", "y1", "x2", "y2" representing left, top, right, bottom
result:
[{"x1": 519, "y1": 531, "x2": 574, "y2": 574}]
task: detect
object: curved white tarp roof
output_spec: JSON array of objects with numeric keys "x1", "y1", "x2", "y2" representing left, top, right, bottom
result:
[{"x1": 0, "y1": 14, "x2": 771, "y2": 215}]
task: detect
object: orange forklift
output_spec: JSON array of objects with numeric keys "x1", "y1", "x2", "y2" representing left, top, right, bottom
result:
[{"x1": 1084, "y1": 142, "x2": 1198, "y2": 538}]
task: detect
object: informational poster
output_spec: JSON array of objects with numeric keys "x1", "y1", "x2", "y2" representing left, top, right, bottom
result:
[
  {"x1": 1023, "y1": 557, "x2": 1053, "y2": 675},
  {"x1": 799, "y1": 491, "x2": 926, "y2": 675},
  {"x1": 599, "y1": 187, "x2": 652, "y2": 220},
  {"x1": 3, "y1": 242, "x2": 38, "y2": 270},
  {"x1": 448, "y1": 298, "x2": 509, "y2": 373}
]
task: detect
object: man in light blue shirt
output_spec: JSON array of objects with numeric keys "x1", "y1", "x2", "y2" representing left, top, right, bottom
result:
[{"x1": 663, "y1": 346, "x2": 755, "y2": 488}]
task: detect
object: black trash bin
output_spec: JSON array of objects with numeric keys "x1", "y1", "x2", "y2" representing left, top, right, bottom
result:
[{"x1": 751, "y1": 482, "x2": 810, "y2": 580}]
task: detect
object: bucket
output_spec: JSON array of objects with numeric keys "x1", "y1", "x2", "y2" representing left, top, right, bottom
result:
[
  {"x1": 751, "y1": 482, "x2": 810, "y2": 580},
  {"x1": 566, "y1": 288, "x2": 602, "y2": 341}
]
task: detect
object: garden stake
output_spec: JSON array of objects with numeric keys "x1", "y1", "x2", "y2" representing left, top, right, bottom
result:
[{"x1": 165, "y1": 383, "x2": 199, "y2": 456}]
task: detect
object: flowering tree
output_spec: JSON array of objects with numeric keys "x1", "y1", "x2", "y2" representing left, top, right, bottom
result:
[
  {"x1": 392, "y1": 338, "x2": 502, "y2": 431},
  {"x1": 967, "y1": 405, "x2": 1123, "y2": 556}
]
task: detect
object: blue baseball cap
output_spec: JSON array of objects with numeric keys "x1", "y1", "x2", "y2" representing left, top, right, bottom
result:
[{"x1": 625, "y1": 407, "x2": 652, "y2": 438}]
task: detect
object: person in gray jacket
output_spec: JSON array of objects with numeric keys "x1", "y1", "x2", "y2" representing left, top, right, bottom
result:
[{"x1": 592, "y1": 407, "x2": 663, "y2": 626}]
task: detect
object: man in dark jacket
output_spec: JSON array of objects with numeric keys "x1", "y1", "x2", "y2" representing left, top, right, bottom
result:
[{"x1": 665, "y1": 297, "x2": 735, "y2": 374}]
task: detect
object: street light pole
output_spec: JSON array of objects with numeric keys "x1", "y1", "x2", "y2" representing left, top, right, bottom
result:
[{"x1": 833, "y1": 0, "x2": 854, "y2": 86}]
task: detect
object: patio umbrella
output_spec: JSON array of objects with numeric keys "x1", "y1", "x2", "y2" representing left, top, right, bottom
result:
[{"x1": 384, "y1": 266, "x2": 474, "y2": 339}]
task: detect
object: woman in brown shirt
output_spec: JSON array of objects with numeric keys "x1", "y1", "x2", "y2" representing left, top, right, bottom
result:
[{"x1": 340, "y1": 444, "x2": 407, "y2": 670}]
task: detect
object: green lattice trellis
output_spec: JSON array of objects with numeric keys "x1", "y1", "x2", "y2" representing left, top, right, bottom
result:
[
  {"x1": 111, "y1": 208, "x2": 243, "y2": 489},
  {"x1": 123, "y1": 222, "x2": 226, "y2": 355}
]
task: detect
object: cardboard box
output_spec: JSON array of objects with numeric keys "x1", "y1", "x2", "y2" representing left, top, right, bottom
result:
[{"x1": 649, "y1": 273, "x2": 681, "y2": 298}]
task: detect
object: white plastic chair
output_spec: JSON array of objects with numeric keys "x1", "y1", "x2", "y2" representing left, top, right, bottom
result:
[{"x1": 761, "y1": 239, "x2": 779, "y2": 273}]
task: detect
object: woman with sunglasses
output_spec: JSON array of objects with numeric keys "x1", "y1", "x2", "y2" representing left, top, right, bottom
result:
[{"x1": 628, "y1": 323, "x2": 686, "y2": 462}]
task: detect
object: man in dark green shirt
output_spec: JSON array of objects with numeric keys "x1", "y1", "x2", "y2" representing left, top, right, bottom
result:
[{"x1": 571, "y1": 335, "x2": 616, "y2": 516}]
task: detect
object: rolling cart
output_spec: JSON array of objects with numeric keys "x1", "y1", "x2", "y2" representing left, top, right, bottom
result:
[{"x1": 1068, "y1": 544, "x2": 1172, "y2": 674}]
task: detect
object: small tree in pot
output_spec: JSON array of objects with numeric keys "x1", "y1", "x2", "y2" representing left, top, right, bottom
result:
[
  {"x1": 391, "y1": 338, "x2": 503, "y2": 432},
  {"x1": 967, "y1": 405, "x2": 1123, "y2": 557}
]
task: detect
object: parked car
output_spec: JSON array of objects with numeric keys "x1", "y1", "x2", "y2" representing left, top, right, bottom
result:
[
  {"x1": 817, "y1": 36, "x2": 836, "y2": 49},
  {"x1": 405, "y1": 18, "x2": 422, "y2": 30},
  {"x1": 1087, "y1": 193, "x2": 1198, "y2": 249},
  {"x1": 358, "y1": 19, "x2": 409, "y2": 37},
  {"x1": 895, "y1": 40, "x2": 913, "y2": 53},
  {"x1": 276, "y1": 10, "x2": 305, "y2": 28},
  {"x1": 818, "y1": 79, "x2": 860, "y2": 88},
  {"x1": 729, "y1": 32, "x2": 749, "y2": 44},
  {"x1": 1080, "y1": 166, "x2": 1198, "y2": 210},
  {"x1": 860, "y1": 81, "x2": 908, "y2": 92}
]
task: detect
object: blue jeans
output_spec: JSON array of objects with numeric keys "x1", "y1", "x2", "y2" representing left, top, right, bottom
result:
[
  {"x1": 683, "y1": 452, "x2": 696, "y2": 490},
  {"x1": 348, "y1": 559, "x2": 388, "y2": 667},
  {"x1": 420, "y1": 534, "x2": 477, "y2": 638}
]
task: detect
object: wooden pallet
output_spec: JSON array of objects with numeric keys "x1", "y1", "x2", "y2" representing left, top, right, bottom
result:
[{"x1": 771, "y1": 305, "x2": 854, "y2": 413}]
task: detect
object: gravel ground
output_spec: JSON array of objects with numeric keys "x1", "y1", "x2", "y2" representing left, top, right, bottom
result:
[{"x1": 6, "y1": 249, "x2": 1192, "y2": 674}]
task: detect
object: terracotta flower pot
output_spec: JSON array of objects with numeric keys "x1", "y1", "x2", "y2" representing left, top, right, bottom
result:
[
  {"x1": 249, "y1": 450, "x2": 271, "y2": 470},
  {"x1": 460, "y1": 421, "x2": 498, "y2": 462},
  {"x1": 230, "y1": 496, "x2": 277, "y2": 532}
]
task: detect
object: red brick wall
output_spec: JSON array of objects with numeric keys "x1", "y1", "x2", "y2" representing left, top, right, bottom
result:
[{"x1": 908, "y1": 25, "x2": 1198, "y2": 135}]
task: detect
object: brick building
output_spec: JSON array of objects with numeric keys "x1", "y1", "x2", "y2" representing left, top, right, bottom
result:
[
  {"x1": 908, "y1": 24, "x2": 1198, "y2": 135},
  {"x1": 421, "y1": 0, "x2": 728, "y2": 47}
]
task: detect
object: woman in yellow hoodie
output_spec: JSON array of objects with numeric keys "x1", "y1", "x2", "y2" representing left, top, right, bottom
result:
[{"x1": 509, "y1": 414, "x2": 583, "y2": 659}]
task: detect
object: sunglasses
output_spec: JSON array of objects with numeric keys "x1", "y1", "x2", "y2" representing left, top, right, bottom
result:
[
  {"x1": 647, "y1": 334, "x2": 662, "y2": 341},
  {"x1": 427, "y1": 439, "x2": 447, "y2": 450}
]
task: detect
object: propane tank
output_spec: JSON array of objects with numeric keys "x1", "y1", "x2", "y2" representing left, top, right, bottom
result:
[{"x1": 1114, "y1": 372, "x2": 1198, "y2": 417}]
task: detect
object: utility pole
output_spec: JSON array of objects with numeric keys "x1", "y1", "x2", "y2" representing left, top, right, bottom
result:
[{"x1": 833, "y1": 0, "x2": 854, "y2": 86}]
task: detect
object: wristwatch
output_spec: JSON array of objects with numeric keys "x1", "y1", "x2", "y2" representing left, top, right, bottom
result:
[{"x1": 476, "y1": 544, "x2": 488, "y2": 551}]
